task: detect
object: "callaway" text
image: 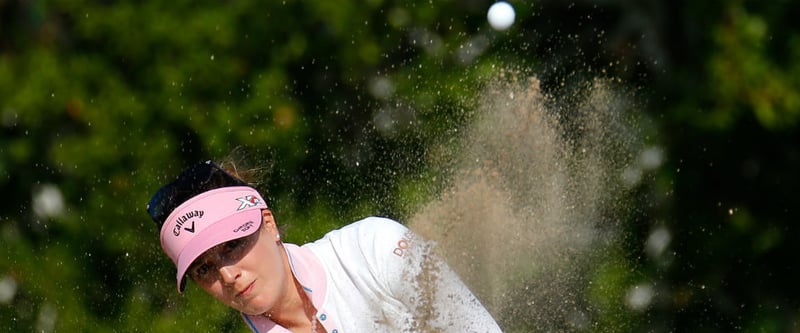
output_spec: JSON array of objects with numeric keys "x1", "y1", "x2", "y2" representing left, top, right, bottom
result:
[{"x1": 173, "y1": 210, "x2": 204, "y2": 236}]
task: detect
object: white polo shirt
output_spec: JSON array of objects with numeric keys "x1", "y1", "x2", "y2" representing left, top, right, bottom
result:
[{"x1": 241, "y1": 217, "x2": 502, "y2": 332}]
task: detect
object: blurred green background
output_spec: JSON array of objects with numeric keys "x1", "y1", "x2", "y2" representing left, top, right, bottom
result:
[{"x1": 1, "y1": 0, "x2": 798, "y2": 332}]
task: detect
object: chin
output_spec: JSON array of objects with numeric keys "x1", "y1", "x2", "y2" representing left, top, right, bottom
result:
[
  {"x1": 237, "y1": 297, "x2": 272, "y2": 316},
  {"x1": 241, "y1": 305, "x2": 270, "y2": 317}
]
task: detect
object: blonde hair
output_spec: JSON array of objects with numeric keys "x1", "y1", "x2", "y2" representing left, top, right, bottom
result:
[{"x1": 216, "y1": 147, "x2": 271, "y2": 191}]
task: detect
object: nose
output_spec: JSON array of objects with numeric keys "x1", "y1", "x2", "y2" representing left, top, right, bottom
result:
[{"x1": 218, "y1": 265, "x2": 240, "y2": 284}]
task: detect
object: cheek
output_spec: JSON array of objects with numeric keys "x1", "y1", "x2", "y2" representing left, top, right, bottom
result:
[
  {"x1": 235, "y1": 244, "x2": 288, "y2": 314},
  {"x1": 249, "y1": 241, "x2": 285, "y2": 276},
  {"x1": 195, "y1": 278, "x2": 227, "y2": 302}
]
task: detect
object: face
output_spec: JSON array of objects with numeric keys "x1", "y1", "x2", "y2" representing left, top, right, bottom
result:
[{"x1": 188, "y1": 210, "x2": 288, "y2": 315}]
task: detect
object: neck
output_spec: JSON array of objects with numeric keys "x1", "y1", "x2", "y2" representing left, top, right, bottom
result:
[{"x1": 265, "y1": 247, "x2": 318, "y2": 330}]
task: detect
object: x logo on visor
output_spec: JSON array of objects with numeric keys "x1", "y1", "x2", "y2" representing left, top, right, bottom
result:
[{"x1": 236, "y1": 195, "x2": 260, "y2": 210}]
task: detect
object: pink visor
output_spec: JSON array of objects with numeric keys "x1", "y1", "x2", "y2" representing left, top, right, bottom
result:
[{"x1": 159, "y1": 186, "x2": 267, "y2": 292}]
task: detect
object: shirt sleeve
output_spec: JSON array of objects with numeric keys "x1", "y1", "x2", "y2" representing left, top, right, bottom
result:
[{"x1": 355, "y1": 217, "x2": 504, "y2": 333}]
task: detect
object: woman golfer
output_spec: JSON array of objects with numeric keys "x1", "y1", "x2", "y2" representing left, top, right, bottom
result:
[{"x1": 147, "y1": 160, "x2": 502, "y2": 332}]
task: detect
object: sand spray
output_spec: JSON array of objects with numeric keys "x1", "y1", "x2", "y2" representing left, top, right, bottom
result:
[{"x1": 408, "y1": 73, "x2": 641, "y2": 331}]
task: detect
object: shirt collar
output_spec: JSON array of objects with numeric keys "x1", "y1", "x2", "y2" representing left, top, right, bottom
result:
[{"x1": 283, "y1": 243, "x2": 327, "y2": 308}]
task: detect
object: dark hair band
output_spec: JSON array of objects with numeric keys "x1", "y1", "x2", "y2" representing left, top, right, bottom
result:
[{"x1": 146, "y1": 160, "x2": 249, "y2": 228}]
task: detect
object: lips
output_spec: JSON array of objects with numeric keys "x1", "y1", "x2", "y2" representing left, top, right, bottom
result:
[{"x1": 237, "y1": 281, "x2": 255, "y2": 297}]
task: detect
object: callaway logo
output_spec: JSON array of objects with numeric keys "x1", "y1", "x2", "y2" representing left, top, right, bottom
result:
[
  {"x1": 236, "y1": 195, "x2": 260, "y2": 210},
  {"x1": 173, "y1": 210, "x2": 204, "y2": 236}
]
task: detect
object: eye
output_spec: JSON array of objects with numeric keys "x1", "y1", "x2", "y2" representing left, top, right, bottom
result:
[
  {"x1": 192, "y1": 262, "x2": 213, "y2": 279},
  {"x1": 225, "y1": 238, "x2": 244, "y2": 252}
]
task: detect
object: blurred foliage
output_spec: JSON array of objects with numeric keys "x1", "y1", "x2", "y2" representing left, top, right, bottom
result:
[{"x1": 1, "y1": 0, "x2": 798, "y2": 332}]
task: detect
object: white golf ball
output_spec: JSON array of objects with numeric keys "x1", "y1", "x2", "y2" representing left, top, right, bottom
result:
[{"x1": 487, "y1": 2, "x2": 516, "y2": 31}]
